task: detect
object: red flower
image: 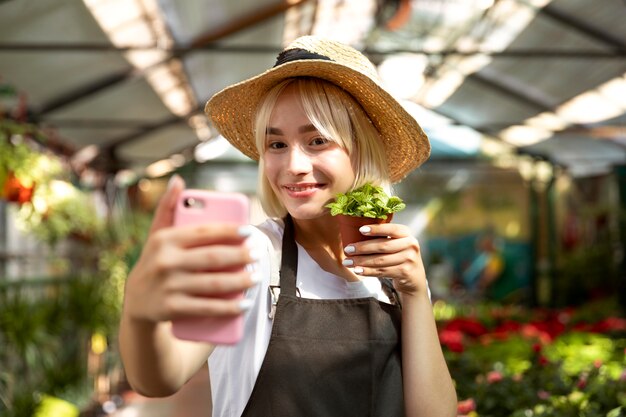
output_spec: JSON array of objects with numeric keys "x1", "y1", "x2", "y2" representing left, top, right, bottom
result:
[
  {"x1": 538, "y1": 355, "x2": 550, "y2": 366},
  {"x1": 457, "y1": 398, "x2": 476, "y2": 414},
  {"x1": 491, "y1": 320, "x2": 522, "y2": 341},
  {"x1": 494, "y1": 320, "x2": 522, "y2": 333},
  {"x1": 521, "y1": 324, "x2": 551, "y2": 344},
  {"x1": 487, "y1": 371, "x2": 504, "y2": 384},
  {"x1": 590, "y1": 317, "x2": 626, "y2": 333},
  {"x1": 537, "y1": 390, "x2": 550, "y2": 400},
  {"x1": 439, "y1": 329, "x2": 464, "y2": 353},
  {"x1": 442, "y1": 318, "x2": 488, "y2": 338},
  {"x1": 527, "y1": 319, "x2": 566, "y2": 340},
  {"x1": 3, "y1": 172, "x2": 35, "y2": 205},
  {"x1": 572, "y1": 322, "x2": 592, "y2": 332}
]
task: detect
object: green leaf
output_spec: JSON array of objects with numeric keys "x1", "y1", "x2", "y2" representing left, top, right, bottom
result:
[
  {"x1": 607, "y1": 407, "x2": 623, "y2": 417},
  {"x1": 330, "y1": 207, "x2": 343, "y2": 216},
  {"x1": 324, "y1": 182, "x2": 405, "y2": 219}
]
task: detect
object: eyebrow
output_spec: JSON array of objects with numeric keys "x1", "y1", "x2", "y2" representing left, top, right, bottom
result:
[{"x1": 266, "y1": 124, "x2": 319, "y2": 135}]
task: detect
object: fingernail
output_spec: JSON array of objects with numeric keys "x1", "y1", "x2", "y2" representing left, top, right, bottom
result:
[
  {"x1": 239, "y1": 299, "x2": 254, "y2": 311},
  {"x1": 238, "y1": 225, "x2": 254, "y2": 237},
  {"x1": 342, "y1": 259, "x2": 354, "y2": 267},
  {"x1": 359, "y1": 226, "x2": 371, "y2": 234},
  {"x1": 167, "y1": 174, "x2": 180, "y2": 191},
  {"x1": 354, "y1": 267, "x2": 364, "y2": 275},
  {"x1": 344, "y1": 245, "x2": 356, "y2": 254}
]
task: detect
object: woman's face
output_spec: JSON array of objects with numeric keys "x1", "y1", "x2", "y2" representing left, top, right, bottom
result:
[{"x1": 262, "y1": 85, "x2": 356, "y2": 220}]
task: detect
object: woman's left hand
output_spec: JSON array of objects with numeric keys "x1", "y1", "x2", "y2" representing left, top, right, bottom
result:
[{"x1": 343, "y1": 222, "x2": 427, "y2": 297}]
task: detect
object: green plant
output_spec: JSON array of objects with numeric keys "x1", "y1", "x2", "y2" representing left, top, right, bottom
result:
[
  {"x1": 325, "y1": 183, "x2": 406, "y2": 219},
  {"x1": 1, "y1": 126, "x2": 101, "y2": 247},
  {"x1": 438, "y1": 300, "x2": 626, "y2": 417},
  {"x1": 15, "y1": 181, "x2": 103, "y2": 247},
  {"x1": 0, "y1": 122, "x2": 59, "y2": 190},
  {"x1": 0, "y1": 277, "x2": 107, "y2": 416}
]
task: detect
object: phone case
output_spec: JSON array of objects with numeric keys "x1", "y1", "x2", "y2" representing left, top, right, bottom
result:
[{"x1": 171, "y1": 189, "x2": 250, "y2": 345}]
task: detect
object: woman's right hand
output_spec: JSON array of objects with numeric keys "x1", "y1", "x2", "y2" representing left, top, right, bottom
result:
[{"x1": 122, "y1": 175, "x2": 259, "y2": 325}]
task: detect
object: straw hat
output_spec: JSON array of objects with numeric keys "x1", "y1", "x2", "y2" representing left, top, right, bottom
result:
[{"x1": 205, "y1": 35, "x2": 430, "y2": 183}]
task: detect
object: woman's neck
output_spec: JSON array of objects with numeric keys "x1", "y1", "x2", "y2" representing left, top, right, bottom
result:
[
  {"x1": 292, "y1": 215, "x2": 343, "y2": 257},
  {"x1": 290, "y1": 214, "x2": 360, "y2": 282}
]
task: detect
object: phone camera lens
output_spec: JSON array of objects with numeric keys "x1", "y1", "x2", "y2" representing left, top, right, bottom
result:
[{"x1": 183, "y1": 197, "x2": 195, "y2": 208}]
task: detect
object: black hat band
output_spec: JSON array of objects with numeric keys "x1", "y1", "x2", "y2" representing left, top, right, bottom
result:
[{"x1": 274, "y1": 48, "x2": 332, "y2": 67}]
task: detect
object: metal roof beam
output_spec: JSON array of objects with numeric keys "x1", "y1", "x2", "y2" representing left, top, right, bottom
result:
[
  {"x1": 468, "y1": 71, "x2": 553, "y2": 113},
  {"x1": 36, "y1": 69, "x2": 135, "y2": 116},
  {"x1": 34, "y1": 0, "x2": 311, "y2": 117},
  {"x1": 3, "y1": 43, "x2": 624, "y2": 57},
  {"x1": 540, "y1": 4, "x2": 626, "y2": 51},
  {"x1": 190, "y1": 0, "x2": 311, "y2": 47}
]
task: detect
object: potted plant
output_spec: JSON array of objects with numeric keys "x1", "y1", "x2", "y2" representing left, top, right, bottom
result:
[{"x1": 325, "y1": 183, "x2": 406, "y2": 246}]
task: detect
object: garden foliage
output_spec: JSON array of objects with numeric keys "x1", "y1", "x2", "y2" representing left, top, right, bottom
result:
[{"x1": 436, "y1": 301, "x2": 626, "y2": 417}]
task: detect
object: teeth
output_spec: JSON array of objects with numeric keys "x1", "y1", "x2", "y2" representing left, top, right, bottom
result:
[{"x1": 287, "y1": 185, "x2": 315, "y2": 191}]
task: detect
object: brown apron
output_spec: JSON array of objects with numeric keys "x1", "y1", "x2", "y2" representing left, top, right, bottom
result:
[{"x1": 240, "y1": 216, "x2": 404, "y2": 417}]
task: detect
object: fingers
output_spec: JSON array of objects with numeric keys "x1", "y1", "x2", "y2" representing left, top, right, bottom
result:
[
  {"x1": 357, "y1": 222, "x2": 412, "y2": 240},
  {"x1": 150, "y1": 175, "x2": 186, "y2": 233},
  {"x1": 163, "y1": 269, "x2": 260, "y2": 318},
  {"x1": 145, "y1": 226, "x2": 256, "y2": 281},
  {"x1": 170, "y1": 244, "x2": 259, "y2": 271},
  {"x1": 160, "y1": 222, "x2": 252, "y2": 248},
  {"x1": 165, "y1": 292, "x2": 253, "y2": 319},
  {"x1": 342, "y1": 234, "x2": 423, "y2": 280},
  {"x1": 343, "y1": 245, "x2": 415, "y2": 277},
  {"x1": 167, "y1": 270, "x2": 260, "y2": 297},
  {"x1": 344, "y1": 235, "x2": 410, "y2": 256}
]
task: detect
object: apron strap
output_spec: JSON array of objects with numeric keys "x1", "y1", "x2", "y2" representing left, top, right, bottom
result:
[{"x1": 279, "y1": 214, "x2": 299, "y2": 297}]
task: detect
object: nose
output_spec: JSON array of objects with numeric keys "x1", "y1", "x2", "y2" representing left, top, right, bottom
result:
[{"x1": 286, "y1": 146, "x2": 312, "y2": 175}]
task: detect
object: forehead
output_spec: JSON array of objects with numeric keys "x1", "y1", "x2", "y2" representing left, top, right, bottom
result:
[
  {"x1": 268, "y1": 84, "x2": 309, "y2": 126},
  {"x1": 273, "y1": 83, "x2": 302, "y2": 108}
]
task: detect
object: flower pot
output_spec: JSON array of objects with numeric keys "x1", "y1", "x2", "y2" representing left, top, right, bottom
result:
[{"x1": 336, "y1": 214, "x2": 393, "y2": 247}]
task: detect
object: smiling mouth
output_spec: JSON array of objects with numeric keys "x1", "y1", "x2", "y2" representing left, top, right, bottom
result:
[
  {"x1": 283, "y1": 183, "x2": 325, "y2": 193},
  {"x1": 286, "y1": 185, "x2": 316, "y2": 191}
]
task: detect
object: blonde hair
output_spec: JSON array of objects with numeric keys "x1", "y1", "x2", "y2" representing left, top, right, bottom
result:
[{"x1": 254, "y1": 78, "x2": 390, "y2": 218}]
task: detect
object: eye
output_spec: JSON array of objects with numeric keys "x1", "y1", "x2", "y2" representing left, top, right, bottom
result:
[
  {"x1": 267, "y1": 141, "x2": 287, "y2": 150},
  {"x1": 310, "y1": 137, "x2": 330, "y2": 146}
]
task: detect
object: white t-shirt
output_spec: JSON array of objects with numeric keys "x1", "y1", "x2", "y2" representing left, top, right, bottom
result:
[{"x1": 208, "y1": 218, "x2": 391, "y2": 417}]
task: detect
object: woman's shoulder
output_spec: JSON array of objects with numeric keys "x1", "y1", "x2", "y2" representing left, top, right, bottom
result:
[
  {"x1": 251, "y1": 218, "x2": 284, "y2": 287},
  {"x1": 254, "y1": 217, "x2": 285, "y2": 249}
]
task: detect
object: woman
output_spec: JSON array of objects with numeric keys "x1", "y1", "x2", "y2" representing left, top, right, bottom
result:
[{"x1": 119, "y1": 36, "x2": 457, "y2": 417}]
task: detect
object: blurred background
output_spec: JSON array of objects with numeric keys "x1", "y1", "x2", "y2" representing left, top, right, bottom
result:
[{"x1": 1, "y1": 0, "x2": 625, "y2": 416}]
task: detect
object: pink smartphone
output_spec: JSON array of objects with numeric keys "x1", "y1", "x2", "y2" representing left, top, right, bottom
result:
[{"x1": 171, "y1": 189, "x2": 250, "y2": 345}]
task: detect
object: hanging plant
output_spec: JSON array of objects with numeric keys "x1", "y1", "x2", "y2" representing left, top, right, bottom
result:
[
  {"x1": 0, "y1": 122, "x2": 60, "y2": 203},
  {"x1": 15, "y1": 180, "x2": 103, "y2": 247},
  {"x1": 0, "y1": 120, "x2": 102, "y2": 246}
]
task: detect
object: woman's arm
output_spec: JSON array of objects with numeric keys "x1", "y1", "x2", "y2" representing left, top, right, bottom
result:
[
  {"x1": 343, "y1": 223, "x2": 457, "y2": 417},
  {"x1": 118, "y1": 312, "x2": 214, "y2": 396},
  {"x1": 119, "y1": 175, "x2": 258, "y2": 396},
  {"x1": 400, "y1": 292, "x2": 457, "y2": 417}
]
